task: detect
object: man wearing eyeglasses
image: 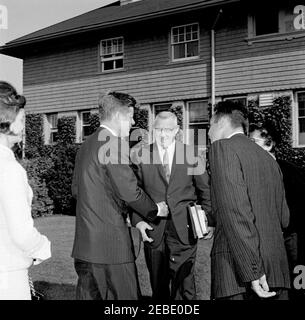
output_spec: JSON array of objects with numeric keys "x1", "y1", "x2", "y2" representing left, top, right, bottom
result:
[
  {"x1": 71, "y1": 91, "x2": 169, "y2": 300},
  {"x1": 130, "y1": 111, "x2": 213, "y2": 300}
]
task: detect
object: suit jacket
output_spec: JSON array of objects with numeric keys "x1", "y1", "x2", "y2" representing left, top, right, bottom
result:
[
  {"x1": 209, "y1": 134, "x2": 290, "y2": 299},
  {"x1": 71, "y1": 127, "x2": 158, "y2": 264},
  {"x1": 277, "y1": 159, "x2": 305, "y2": 265},
  {"x1": 130, "y1": 141, "x2": 211, "y2": 248}
]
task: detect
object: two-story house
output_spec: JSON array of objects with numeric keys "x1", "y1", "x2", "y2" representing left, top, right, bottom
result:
[{"x1": 1, "y1": 0, "x2": 305, "y2": 151}]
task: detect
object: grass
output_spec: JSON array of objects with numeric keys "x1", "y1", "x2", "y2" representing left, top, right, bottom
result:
[{"x1": 31, "y1": 215, "x2": 212, "y2": 300}]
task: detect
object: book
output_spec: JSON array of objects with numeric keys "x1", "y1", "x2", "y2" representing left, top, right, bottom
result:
[{"x1": 188, "y1": 203, "x2": 208, "y2": 239}]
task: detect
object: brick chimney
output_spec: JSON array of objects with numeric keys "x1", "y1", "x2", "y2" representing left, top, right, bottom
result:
[{"x1": 120, "y1": 0, "x2": 142, "y2": 5}]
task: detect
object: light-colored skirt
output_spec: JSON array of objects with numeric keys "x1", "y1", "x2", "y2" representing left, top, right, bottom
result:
[{"x1": 0, "y1": 269, "x2": 31, "y2": 300}]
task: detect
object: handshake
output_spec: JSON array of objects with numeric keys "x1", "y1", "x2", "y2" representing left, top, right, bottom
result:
[{"x1": 156, "y1": 201, "x2": 169, "y2": 218}]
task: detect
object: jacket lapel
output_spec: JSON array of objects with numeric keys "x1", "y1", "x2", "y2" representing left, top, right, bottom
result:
[
  {"x1": 169, "y1": 141, "x2": 186, "y2": 186},
  {"x1": 151, "y1": 141, "x2": 182, "y2": 186},
  {"x1": 151, "y1": 143, "x2": 169, "y2": 185}
]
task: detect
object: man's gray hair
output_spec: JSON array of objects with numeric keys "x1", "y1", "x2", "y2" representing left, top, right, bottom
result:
[{"x1": 154, "y1": 111, "x2": 178, "y2": 126}]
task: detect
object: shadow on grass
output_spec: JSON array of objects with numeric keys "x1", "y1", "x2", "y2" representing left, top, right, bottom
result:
[{"x1": 33, "y1": 281, "x2": 76, "y2": 300}]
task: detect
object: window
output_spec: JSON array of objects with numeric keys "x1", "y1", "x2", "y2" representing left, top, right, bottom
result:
[
  {"x1": 248, "y1": 5, "x2": 305, "y2": 40},
  {"x1": 296, "y1": 92, "x2": 305, "y2": 146},
  {"x1": 224, "y1": 96, "x2": 247, "y2": 107},
  {"x1": 47, "y1": 113, "x2": 58, "y2": 144},
  {"x1": 80, "y1": 111, "x2": 91, "y2": 141},
  {"x1": 255, "y1": 7, "x2": 279, "y2": 36},
  {"x1": 187, "y1": 101, "x2": 209, "y2": 150},
  {"x1": 171, "y1": 23, "x2": 199, "y2": 61},
  {"x1": 100, "y1": 37, "x2": 124, "y2": 72},
  {"x1": 153, "y1": 103, "x2": 172, "y2": 116}
]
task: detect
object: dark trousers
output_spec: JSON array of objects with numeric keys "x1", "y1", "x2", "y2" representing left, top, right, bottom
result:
[
  {"x1": 74, "y1": 259, "x2": 141, "y2": 300},
  {"x1": 285, "y1": 232, "x2": 305, "y2": 300},
  {"x1": 144, "y1": 220, "x2": 197, "y2": 301},
  {"x1": 217, "y1": 287, "x2": 289, "y2": 300}
]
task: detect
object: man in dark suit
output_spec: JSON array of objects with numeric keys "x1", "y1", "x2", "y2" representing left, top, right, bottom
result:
[
  {"x1": 208, "y1": 100, "x2": 290, "y2": 300},
  {"x1": 71, "y1": 91, "x2": 168, "y2": 300},
  {"x1": 249, "y1": 122, "x2": 305, "y2": 300},
  {"x1": 130, "y1": 111, "x2": 212, "y2": 300}
]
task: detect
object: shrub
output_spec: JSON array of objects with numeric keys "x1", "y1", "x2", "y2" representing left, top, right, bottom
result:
[
  {"x1": 134, "y1": 107, "x2": 149, "y2": 130},
  {"x1": 170, "y1": 104, "x2": 183, "y2": 129},
  {"x1": 46, "y1": 143, "x2": 79, "y2": 215},
  {"x1": 88, "y1": 113, "x2": 100, "y2": 134},
  {"x1": 21, "y1": 158, "x2": 54, "y2": 218},
  {"x1": 57, "y1": 116, "x2": 76, "y2": 145},
  {"x1": 25, "y1": 114, "x2": 44, "y2": 159}
]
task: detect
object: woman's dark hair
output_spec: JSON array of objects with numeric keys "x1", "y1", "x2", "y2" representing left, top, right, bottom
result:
[{"x1": 0, "y1": 81, "x2": 26, "y2": 134}]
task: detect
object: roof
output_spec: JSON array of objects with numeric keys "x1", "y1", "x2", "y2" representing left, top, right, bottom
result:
[{"x1": 1, "y1": 0, "x2": 238, "y2": 53}]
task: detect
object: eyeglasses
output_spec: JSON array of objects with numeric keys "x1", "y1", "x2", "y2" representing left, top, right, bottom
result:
[{"x1": 154, "y1": 128, "x2": 177, "y2": 134}]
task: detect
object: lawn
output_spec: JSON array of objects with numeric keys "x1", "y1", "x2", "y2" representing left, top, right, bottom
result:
[{"x1": 31, "y1": 215, "x2": 212, "y2": 300}]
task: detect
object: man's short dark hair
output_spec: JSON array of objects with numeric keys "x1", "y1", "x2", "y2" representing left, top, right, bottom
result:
[
  {"x1": 98, "y1": 90, "x2": 137, "y2": 122},
  {"x1": 213, "y1": 100, "x2": 249, "y2": 134}
]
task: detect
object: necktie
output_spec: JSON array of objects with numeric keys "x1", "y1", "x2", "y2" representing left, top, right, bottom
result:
[{"x1": 163, "y1": 147, "x2": 171, "y2": 183}]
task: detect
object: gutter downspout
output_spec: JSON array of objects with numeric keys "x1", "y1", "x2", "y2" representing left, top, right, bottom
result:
[{"x1": 211, "y1": 9, "x2": 222, "y2": 112}]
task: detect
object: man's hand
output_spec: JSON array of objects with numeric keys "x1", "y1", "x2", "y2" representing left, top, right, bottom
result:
[
  {"x1": 136, "y1": 221, "x2": 154, "y2": 243},
  {"x1": 251, "y1": 274, "x2": 276, "y2": 298},
  {"x1": 157, "y1": 201, "x2": 169, "y2": 218},
  {"x1": 203, "y1": 227, "x2": 215, "y2": 240}
]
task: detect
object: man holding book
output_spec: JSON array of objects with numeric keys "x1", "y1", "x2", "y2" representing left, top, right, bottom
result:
[{"x1": 130, "y1": 111, "x2": 213, "y2": 300}]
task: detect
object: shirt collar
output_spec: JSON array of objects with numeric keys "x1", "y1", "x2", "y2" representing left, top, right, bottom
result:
[
  {"x1": 100, "y1": 124, "x2": 118, "y2": 137},
  {"x1": 226, "y1": 131, "x2": 244, "y2": 139}
]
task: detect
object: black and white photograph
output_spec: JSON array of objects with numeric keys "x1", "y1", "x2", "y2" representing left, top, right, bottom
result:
[{"x1": 0, "y1": 0, "x2": 305, "y2": 305}]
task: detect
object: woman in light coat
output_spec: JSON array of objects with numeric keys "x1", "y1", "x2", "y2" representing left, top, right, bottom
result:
[{"x1": 0, "y1": 81, "x2": 51, "y2": 300}]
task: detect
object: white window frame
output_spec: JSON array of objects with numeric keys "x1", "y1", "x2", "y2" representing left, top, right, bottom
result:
[
  {"x1": 171, "y1": 23, "x2": 200, "y2": 62},
  {"x1": 47, "y1": 113, "x2": 58, "y2": 145},
  {"x1": 100, "y1": 37, "x2": 124, "y2": 72},
  {"x1": 80, "y1": 111, "x2": 91, "y2": 142},
  {"x1": 186, "y1": 100, "x2": 209, "y2": 149},
  {"x1": 293, "y1": 91, "x2": 305, "y2": 148}
]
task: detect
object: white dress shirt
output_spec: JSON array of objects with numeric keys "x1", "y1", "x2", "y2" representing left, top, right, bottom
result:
[
  {"x1": 0, "y1": 144, "x2": 51, "y2": 272},
  {"x1": 157, "y1": 141, "x2": 176, "y2": 173},
  {"x1": 226, "y1": 131, "x2": 244, "y2": 139}
]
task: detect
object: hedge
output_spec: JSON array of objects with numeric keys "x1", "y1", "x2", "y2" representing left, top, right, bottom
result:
[
  {"x1": 25, "y1": 113, "x2": 44, "y2": 159},
  {"x1": 24, "y1": 115, "x2": 79, "y2": 217},
  {"x1": 21, "y1": 158, "x2": 54, "y2": 218}
]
